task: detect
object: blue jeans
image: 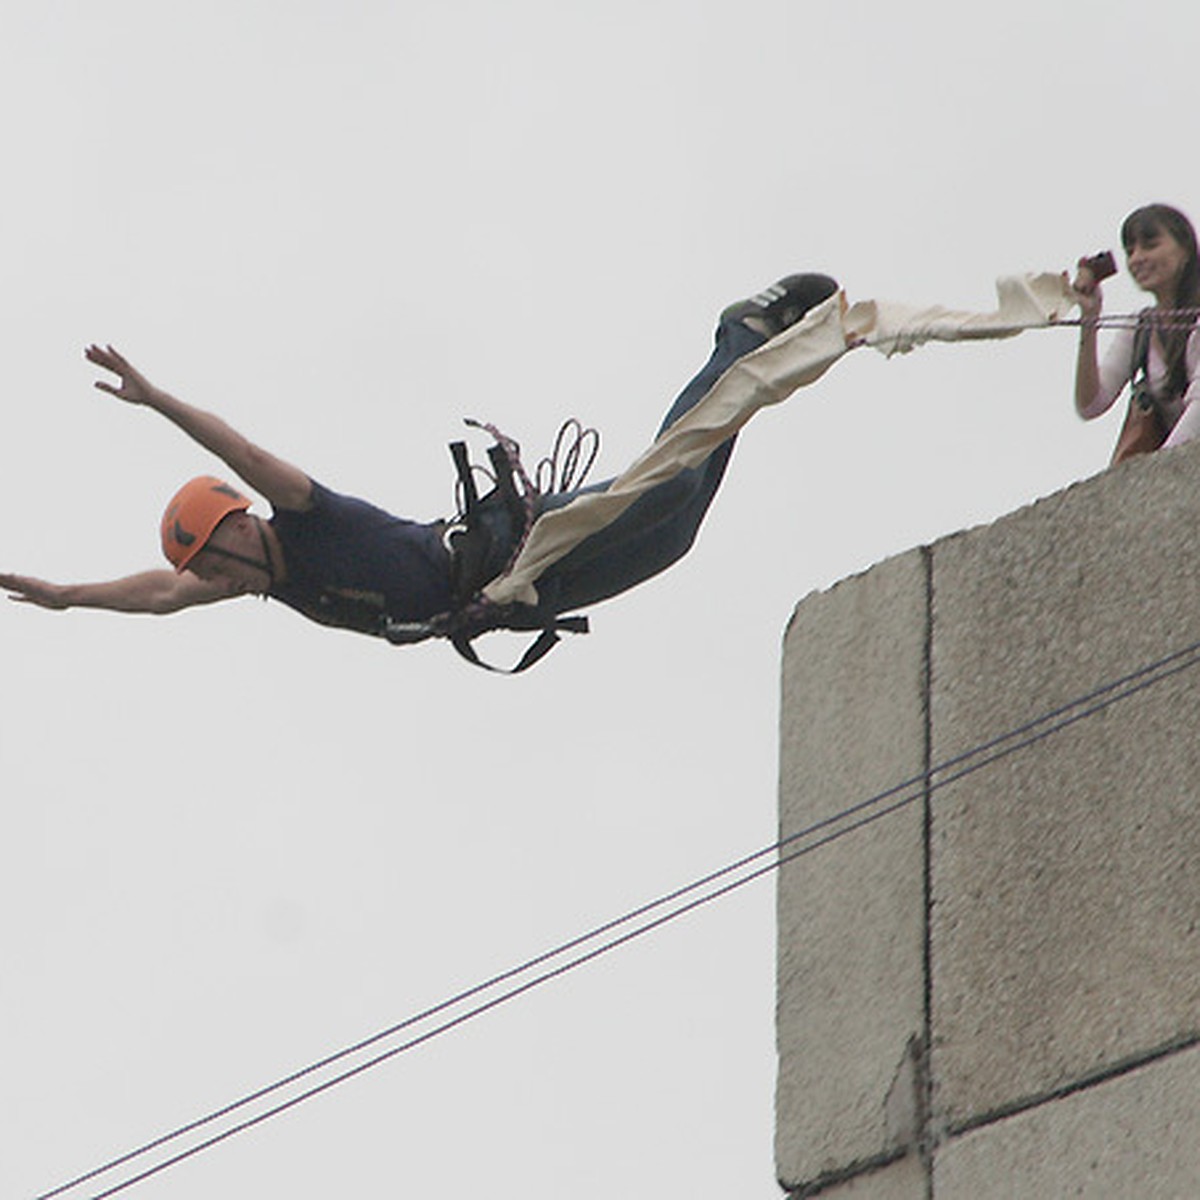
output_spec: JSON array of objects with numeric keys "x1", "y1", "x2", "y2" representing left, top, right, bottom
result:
[{"x1": 530, "y1": 317, "x2": 766, "y2": 615}]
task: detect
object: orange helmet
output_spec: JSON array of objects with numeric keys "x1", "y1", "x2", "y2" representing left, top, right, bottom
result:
[{"x1": 161, "y1": 476, "x2": 252, "y2": 571}]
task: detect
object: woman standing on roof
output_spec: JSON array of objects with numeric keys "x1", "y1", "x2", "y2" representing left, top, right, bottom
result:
[{"x1": 1072, "y1": 203, "x2": 1200, "y2": 464}]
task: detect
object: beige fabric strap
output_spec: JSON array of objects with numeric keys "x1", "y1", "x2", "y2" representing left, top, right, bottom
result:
[{"x1": 485, "y1": 272, "x2": 1077, "y2": 608}]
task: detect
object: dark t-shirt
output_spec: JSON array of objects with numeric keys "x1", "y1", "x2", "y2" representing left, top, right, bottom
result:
[{"x1": 268, "y1": 481, "x2": 452, "y2": 635}]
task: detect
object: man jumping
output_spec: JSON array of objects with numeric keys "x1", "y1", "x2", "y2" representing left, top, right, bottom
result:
[{"x1": 2, "y1": 273, "x2": 837, "y2": 667}]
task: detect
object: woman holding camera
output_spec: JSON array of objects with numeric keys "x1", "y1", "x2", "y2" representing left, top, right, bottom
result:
[{"x1": 1072, "y1": 204, "x2": 1200, "y2": 463}]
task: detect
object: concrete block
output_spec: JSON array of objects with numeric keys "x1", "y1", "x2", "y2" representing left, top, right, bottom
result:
[
  {"x1": 929, "y1": 446, "x2": 1200, "y2": 1132},
  {"x1": 933, "y1": 1041, "x2": 1200, "y2": 1198},
  {"x1": 776, "y1": 550, "x2": 929, "y2": 1189},
  {"x1": 784, "y1": 1152, "x2": 927, "y2": 1199}
]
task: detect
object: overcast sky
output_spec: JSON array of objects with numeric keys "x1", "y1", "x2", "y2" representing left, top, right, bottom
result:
[{"x1": 3, "y1": 3, "x2": 1197, "y2": 1198}]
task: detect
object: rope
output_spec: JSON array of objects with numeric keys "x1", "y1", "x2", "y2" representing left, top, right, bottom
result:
[
  {"x1": 37, "y1": 632, "x2": 1200, "y2": 1199},
  {"x1": 1060, "y1": 306, "x2": 1200, "y2": 332},
  {"x1": 534, "y1": 418, "x2": 600, "y2": 494}
]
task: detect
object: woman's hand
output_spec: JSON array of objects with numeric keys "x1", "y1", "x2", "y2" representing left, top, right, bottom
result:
[
  {"x1": 1069, "y1": 261, "x2": 1104, "y2": 322},
  {"x1": 1071, "y1": 259, "x2": 1106, "y2": 418},
  {"x1": 85, "y1": 344, "x2": 167, "y2": 408}
]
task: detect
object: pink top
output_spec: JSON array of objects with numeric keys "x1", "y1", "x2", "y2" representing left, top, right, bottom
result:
[{"x1": 1082, "y1": 321, "x2": 1200, "y2": 446}]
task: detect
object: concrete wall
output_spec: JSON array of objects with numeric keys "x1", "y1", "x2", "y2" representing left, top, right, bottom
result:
[{"x1": 776, "y1": 446, "x2": 1200, "y2": 1198}]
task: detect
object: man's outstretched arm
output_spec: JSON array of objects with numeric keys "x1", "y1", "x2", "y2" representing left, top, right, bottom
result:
[
  {"x1": 1, "y1": 569, "x2": 232, "y2": 614},
  {"x1": 85, "y1": 344, "x2": 314, "y2": 512}
]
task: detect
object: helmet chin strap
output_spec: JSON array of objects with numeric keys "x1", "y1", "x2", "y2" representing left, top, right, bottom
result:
[
  {"x1": 200, "y1": 518, "x2": 277, "y2": 589},
  {"x1": 254, "y1": 517, "x2": 277, "y2": 589}
]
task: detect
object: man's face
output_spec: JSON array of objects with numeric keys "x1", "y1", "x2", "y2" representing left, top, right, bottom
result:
[{"x1": 188, "y1": 513, "x2": 272, "y2": 595}]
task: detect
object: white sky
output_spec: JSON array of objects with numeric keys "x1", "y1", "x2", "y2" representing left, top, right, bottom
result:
[{"x1": 2, "y1": 3, "x2": 1196, "y2": 1198}]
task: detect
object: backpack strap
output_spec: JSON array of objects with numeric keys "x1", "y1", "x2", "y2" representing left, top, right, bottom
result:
[{"x1": 1131, "y1": 310, "x2": 1156, "y2": 413}]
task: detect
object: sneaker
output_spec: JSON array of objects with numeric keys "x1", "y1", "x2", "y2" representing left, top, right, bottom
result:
[{"x1": 721, "y1": 273, "x2": 839, "y2": 338}]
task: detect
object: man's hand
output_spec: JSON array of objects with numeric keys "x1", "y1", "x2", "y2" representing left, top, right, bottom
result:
[
  {"x1": 2, "y1": 569, "x2": 233, "y2": 613},
  {"x1": 82, "y1": 342, "x2": 313, "y2": 512},
  {"x1": 85, "y1": 344, "x2": 167, "y2": 408},
  {"x1": 0, "y1": 573, "x2": 69, "y2": 609}
]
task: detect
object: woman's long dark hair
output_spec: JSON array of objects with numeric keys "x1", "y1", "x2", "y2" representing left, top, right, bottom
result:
[{"x1": 1121, "y1": 203, "x2": 1200, "y2": 400}]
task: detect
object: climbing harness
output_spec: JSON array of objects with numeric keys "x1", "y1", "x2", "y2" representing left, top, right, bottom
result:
[{"x1": 382, "y1": 420, "x2": 597, "y2": 672}]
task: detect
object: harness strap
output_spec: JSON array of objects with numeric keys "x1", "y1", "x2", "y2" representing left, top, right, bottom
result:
[
  {"x1": 382, "y1": 426, "x2": 591, "y2": 672},
  {"x1": 382, "y1": 611, "x2": 590, "y2": 673},
  {"x1": 449, "y1": 615, "x2": 590, "y2": 675},
  {"x1": 449, "y1": 440, "x2": 479, "y2": 512}
]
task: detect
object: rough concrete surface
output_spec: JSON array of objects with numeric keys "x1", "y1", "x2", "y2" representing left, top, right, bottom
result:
[
  {"x1": 928, "y1": 447, "x2": 1200, "y2": 1131},
  {"x1": 934, "y1": 1041, "x2": 1200, "y2": 1198},
  {"x1": 785, "y1": 1152, "x2": 927, "y2": 1199},
  {"x1": 776, "y1": 550, "x2": 929, "y2": 1188}
]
